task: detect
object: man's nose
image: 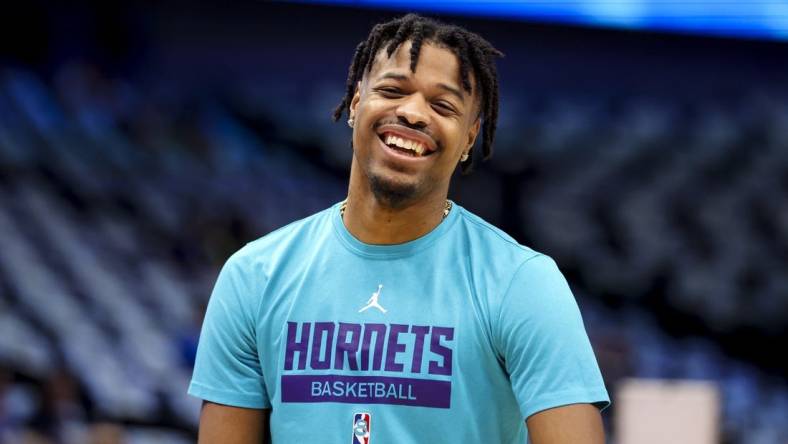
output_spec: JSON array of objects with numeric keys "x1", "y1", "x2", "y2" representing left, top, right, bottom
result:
[{"x1": 395, "y1": 95, "x2": 430, "y2": 127}]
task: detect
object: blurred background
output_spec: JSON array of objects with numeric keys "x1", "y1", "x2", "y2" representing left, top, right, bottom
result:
[{"x1": 0, "y1": 1, "x2": 786, "y2": 443}]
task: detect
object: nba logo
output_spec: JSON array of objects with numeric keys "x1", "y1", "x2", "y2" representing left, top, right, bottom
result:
[{"x1": 352, "y1": 412, "x2": 371, "y2": 444}]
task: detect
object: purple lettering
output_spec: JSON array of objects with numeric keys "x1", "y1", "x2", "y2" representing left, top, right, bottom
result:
[
  {"x1": 428, "y1": 326, "x2": 454, "y2": 376},
  {"x1": 285, "y1": 322, "x2": 311, "y2": 370},
  {"x1": 334, "y1": 323, "x2": 362, "y2": 370},
  {"x1": 410, "y1": 325, "x2": 430, "y2": 373},
  {"x1": 310, "y1": 322, "x2": 335, "y2": 370},
  {"x1": 361, "y1": 323, "x2": 386, "y2": 371},
  {"x1": 385, "y1": 324, "x2": 409, "y2": 372},
  {"x1": 287, "y1": 322, "x2": 455, "y2": 376}
]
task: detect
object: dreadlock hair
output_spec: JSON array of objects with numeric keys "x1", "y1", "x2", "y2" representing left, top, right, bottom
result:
[{"x1": 332, "y1": 13, "x2": 504, "y2": 174}]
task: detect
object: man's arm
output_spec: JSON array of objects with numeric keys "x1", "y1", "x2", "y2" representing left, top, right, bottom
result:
[
  {"x1": 198, "y1": 401, "x2": 270, "y2": 444},
  {"x1": 526, "y1": 404, "x2": 605, "y2": 444}
]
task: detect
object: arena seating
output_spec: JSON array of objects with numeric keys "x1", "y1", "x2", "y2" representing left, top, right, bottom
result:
[{"x1": 0, "y1": 65, "x2": 785, "y2": 443}]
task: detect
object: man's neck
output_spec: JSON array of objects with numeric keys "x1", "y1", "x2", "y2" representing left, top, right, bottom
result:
[
  {"x1": 342, "y1": 195, "x2": 448, "y2": 245},
  {"x1": 343, "y1": 170, "x2": 450, "y2": 245}
]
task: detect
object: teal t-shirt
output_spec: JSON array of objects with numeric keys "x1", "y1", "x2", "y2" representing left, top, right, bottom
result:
[{"x1": 189, "y1": 201, "x2": 609, "y2": 443}]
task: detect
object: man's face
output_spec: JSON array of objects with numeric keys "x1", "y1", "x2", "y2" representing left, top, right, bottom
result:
[{"x1": 349, "y1": 40, "x2": 480, "y2": 207}]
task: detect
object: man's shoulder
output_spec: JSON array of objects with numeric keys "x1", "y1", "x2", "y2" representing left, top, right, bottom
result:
[
  {"x1": 455, "y1": 205, "x2": 543, "y2": 266},
  {"x1": 228, "y1": 204, "x2": 337, "y2": 268}
]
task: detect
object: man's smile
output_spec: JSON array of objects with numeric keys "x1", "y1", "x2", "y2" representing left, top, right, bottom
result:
[
  {"x1": 376, "y1": 132, "x2": 439, "y2": 164},
  {"x1": 376, "y1": 124, "x2": 438, "y2": 158}
]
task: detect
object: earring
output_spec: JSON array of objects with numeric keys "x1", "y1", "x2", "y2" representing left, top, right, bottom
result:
[
  {"x1": 347, "y1": 117, "x2": 354, "y2": 128},
  {"x1": 460, "y1": 152, "x2": 469, "y2": 162}
]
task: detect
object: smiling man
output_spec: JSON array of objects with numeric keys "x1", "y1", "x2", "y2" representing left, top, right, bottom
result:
[{"x1": 189, "y1": 14, "x2": 609, "y2": 444}]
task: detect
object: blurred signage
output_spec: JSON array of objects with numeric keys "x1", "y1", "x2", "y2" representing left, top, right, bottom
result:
[
  {"x1": 616, "y1": 379, "x2": 720, "y2": 444},
  {"x1": 295, "y1": 0, "x2": 788, "y2": 41}
]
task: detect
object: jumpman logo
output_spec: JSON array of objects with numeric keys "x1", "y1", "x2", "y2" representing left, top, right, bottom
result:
[{"x1": 358, "y1": 284, "x2": 387, "y2": 313}]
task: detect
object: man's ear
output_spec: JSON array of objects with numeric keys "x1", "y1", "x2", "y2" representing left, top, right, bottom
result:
[
  {"x1": 349, "y1": 81, "x2": 362, "y2": 118},
  {"x1": 466, "y1": 116, "x2": 481, "y2": 150}
]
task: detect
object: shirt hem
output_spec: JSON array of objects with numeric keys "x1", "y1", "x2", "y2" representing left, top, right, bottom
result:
[
  {"x1": 521, "y1": 389, "x2": 610, "y2": 420},
  {"x1": 188, "y1": 381, "x2": 272, "y2": 409}
]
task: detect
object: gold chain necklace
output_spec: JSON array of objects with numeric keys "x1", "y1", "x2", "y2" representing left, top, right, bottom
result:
[{"x1": 340, "y1": 199, "x2": 452, "y2": 220}]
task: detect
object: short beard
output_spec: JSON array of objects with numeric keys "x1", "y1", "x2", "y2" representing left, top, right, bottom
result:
[{"x1": 369, "y1": 174, "x2": 418, "y2": 209}]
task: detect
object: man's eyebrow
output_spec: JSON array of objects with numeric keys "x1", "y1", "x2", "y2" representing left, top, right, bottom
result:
[
  {"x1": 437, "y1": 83, "x2": 465, "y2": 103},
  {"x1": 378, "y1": 72, "x2": 409, "y2": 82},
  {"x1": 377, "y1": 72, "x2": 467, "y2": 103}
]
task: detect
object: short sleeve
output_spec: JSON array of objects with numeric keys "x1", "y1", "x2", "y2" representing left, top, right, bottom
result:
[
  {"x1": 496, "y1": 254, "x2": 609, "y2": 420},
  {"x1": 188, "y1": 253, "x2": 271, "y2": 408}
]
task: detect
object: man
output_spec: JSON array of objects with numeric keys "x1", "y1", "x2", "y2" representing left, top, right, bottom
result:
[{"x1": 189, "y1": 13, "x2": 609, "y2": 443}]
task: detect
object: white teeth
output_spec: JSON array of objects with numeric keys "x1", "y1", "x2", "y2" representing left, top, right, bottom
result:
[{"x1": 382, "y1": 133, "x2": 427, "y2": 156}]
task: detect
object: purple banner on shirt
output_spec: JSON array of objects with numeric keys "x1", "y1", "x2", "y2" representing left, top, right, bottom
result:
[{"x1": 281, "y1": 374, "x2": 451, "y2": 409}]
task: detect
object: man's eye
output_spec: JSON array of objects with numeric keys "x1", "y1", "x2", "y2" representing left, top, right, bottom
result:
[
  {"x1": 434, "y1": 102, "x2": 456, "y2": 113},
  {"x1": 378, "y1": 88, "x2": 402, "y2": 96}
]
